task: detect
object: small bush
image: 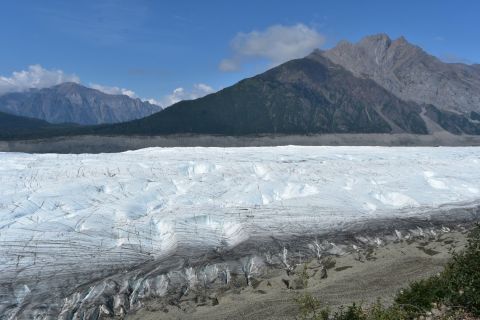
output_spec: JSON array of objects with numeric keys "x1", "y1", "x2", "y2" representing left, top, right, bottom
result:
[
  {"x1": 443, "y1": 225, "x2": 480, "y2": 315},
  {"x1": 332, "y1": 303, "x2": 366, "y2": 320},
  {"x1": 366, "y1": 300, "x2": 412, "y2": 320},
  {"x1": 295, "y1": 292, "x2": 329, "y2": 320},
  {"x1": 394, "y1": 275, "x2": 446, "y2": 313}
]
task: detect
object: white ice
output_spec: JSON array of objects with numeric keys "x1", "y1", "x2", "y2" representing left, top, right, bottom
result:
[{"x1": 0, "y1": 146, "x2": 479, "y2": 312}]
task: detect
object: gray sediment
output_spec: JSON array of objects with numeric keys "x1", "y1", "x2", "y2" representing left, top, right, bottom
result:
[{"x1": 2, "y1": 133, "x2": 480, "y2": 154}]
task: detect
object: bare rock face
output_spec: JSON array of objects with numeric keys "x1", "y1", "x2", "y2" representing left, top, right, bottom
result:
[
  {"x1": 0, "y1": 83, "x2": 162, "y2": 125},
  {"x1": 323, "y1": 34, "x2": 480, "y2": 114}
]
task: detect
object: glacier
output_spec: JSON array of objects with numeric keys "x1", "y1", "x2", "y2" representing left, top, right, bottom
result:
[{"x1": 1, "y1": 146, "x2": 480, "y2": 319}]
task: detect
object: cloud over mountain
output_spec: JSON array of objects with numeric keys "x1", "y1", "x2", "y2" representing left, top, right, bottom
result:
[
  {"x1": 89, "y1": 83, "x2": 137, "y2": 99},
  {"x1": 161, "y1": 83, "x2": 215, "y2": 107},
  {"x1": 219, "y1": 23, "x2": 326, "y2": 72},
  {"x1": 0, "y1": 65, "x2": 80, "y2": 95},
  {"x1": 0, "y1": 65, "x2": 215, "y2": 108}
]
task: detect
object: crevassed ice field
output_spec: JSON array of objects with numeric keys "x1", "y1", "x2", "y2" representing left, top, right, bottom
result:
[{"x1": 1, "y1": 146, "x2": 480, "y2": 317}]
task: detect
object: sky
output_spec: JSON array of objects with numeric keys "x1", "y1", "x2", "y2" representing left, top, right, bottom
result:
[{"x1": 0, "y1": 0, "x2": 479, "y2": 106}]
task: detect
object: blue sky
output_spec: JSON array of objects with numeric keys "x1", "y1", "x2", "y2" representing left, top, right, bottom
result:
[{"x1": 1, "y1": 0, "x2": 479, "y2": 106}]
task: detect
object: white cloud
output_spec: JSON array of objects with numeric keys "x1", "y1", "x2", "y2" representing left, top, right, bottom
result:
[
  {"x1": 0, "y1": 65, "x2": 211, "y2": 109},
  {"x1": 92, "y1": 82, "x2": 216, "y2": 108},
  {"x1": 0, "y1": 64, "x2": 80, "y2": 95},
  {"x1": 219, "y1": 59, "x2": 239, "y2": 72},
  {"x1": 90, "y1": 83, "x2": 165, "y2": 107},
  {"x1": 89, "y1": 83, "x2": 137, "y2": 98},
  {"x1": 161, "y1": 83, "x2": 215, "y2": 107},
  {"x1": 145, "y1": 98, "x2": 162, "y2": 106},
  {"x1": 219, "y1": 23, "x2": 326, "y2": 72}
]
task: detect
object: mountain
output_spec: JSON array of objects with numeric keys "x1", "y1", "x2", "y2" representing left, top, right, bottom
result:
[
  {"x1": 95, "y1": 47, "x2": 480, "y2": 137},
  {"x1": 2, "y1": 34, "x2": 480, "y2": 141},
  {"x1": 0, "y1": 82, "x2": 162, "y2": 125},
  {"x1": 323, "y1": 34, "x2": 480, "y2": 115},
  {"x1": 0, "y1": 111, "x2": 77, "y2": 138},
  {"x1": 96, "y1": 53, "x2": 432, "y2": 136}
]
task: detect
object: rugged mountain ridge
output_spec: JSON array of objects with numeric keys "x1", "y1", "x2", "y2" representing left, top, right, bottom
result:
[
  {"x1": 96, "y1": 53, "x2": 431, "y2": 136},
  {"x1": 94, "y1": 48, "x2": 480, "y2": 137},
  {"x1": 0, "y1": 82, "x2": 162, "y2": 125},
  {"x1": 323, "y1": 34, "x2": 480, "y2": 115}
]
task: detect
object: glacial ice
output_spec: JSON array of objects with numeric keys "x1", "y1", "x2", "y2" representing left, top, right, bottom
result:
[{"x1": 1, "y1": 146, "x2": 480, "y2": 318}]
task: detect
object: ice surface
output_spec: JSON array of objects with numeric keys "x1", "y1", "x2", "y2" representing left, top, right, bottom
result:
[{"x1": 0, "y1": 146, "x2": 480, "y2": 317}]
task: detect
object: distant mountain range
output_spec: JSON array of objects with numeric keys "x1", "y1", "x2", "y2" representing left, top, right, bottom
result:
[
  {"x1": 0, "y1": 82, "x2": 162, "y2": 125},
  {"x1": 1, "y1": 34, "x2": 480, "y2": 140}
]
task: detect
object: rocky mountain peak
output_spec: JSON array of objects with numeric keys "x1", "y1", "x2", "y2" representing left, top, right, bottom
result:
[
  {"x1": 327, "y1": 34, "x2": 423, "y2": 68},
  {"x1": 323, "y1": 34, "x2": 480, "y2": 114},
  {"x1": 359, "y1": 33, "x2": 392, "y2": 50}
]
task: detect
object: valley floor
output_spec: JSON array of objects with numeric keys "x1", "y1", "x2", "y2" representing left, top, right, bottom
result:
[
  {"x1": 3, "y1": 132, "x2": 480, "y2": 153},
  {"x1": 129, "y1": 230, "x2": 468, "y2": 320}
]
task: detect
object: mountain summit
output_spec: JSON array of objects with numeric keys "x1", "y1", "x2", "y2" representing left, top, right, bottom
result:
[
  {"x1": 323, "y1": 34, "x2": 480, "y2": 114},
  {"x1": 0, "y1": 82, "x2": 162, "y2": 125}
]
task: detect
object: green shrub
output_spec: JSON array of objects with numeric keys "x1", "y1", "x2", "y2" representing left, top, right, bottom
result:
[
  {"x1": 394, "y1": 275, "x2": 446, "y2": 313},
  {"x1": 395, "y1": 224, "x2": 480, "y2": 316},
  {"x1": 331, "y1": 303, "x2": 366, "y2": 320},
  {"x1": 365, "y1": 300, "x2": 412, "y2": 320},
  {"x1": 295, "y1": 292, "x2": 329, "y2": 320},
  {"x1": 442, "y1": 224, "x2": 480, "y2": 315}
]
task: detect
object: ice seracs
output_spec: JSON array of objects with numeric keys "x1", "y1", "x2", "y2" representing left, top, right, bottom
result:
[{"x1": 1, "y1": 146, "x2": 480, "y2": 318}]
